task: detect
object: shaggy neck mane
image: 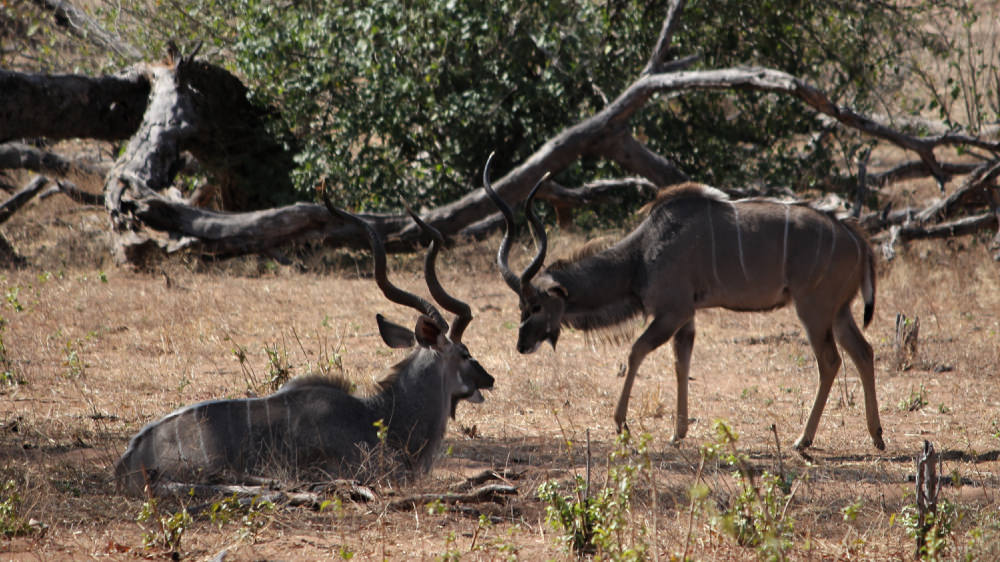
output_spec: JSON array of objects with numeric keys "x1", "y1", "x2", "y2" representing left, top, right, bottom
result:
[
  {"x1": 547, "y1": 242, "x2": 643, "y2": 338},
  {"x1": 639, "y1": 181, "x2": 729, "y2": 215},
  {"x1": 281, "y1": 373, "x2": 354, "y2": 393},
  {"x1": 280, "y1": 355, "x2": 420, "y2": 397}
]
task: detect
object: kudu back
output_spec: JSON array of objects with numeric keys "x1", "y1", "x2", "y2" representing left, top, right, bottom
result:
[
  {"x1": 486, "y1": 156, "x2": 883, "y2": 451},
  {"x1": 115, "y1": 208, "x2": 493, "y2": 495}
]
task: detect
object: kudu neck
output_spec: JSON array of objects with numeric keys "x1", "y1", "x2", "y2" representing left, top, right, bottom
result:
[
  {"x1": 375, "y1": 348, "x2": 451, "y2": 469},
  {"x1": 544, "y1": 248, "x2": 642, "y2": 329}
]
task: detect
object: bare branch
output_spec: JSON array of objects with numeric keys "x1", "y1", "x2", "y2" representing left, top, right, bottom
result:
[
  {"x1": 595, "y1": 132, "x2": 689, "y2": 186},
  {"x1": 641, "y1": 0, "x2": 688, "y2": 76},
  {"x1": 40, "y1": 180, "x2": 103, "y2": 206},
  {"x1": 897, "y1": 212, "x2": 997, "y2": 241},
  {"x1": 29, "y1": 0, "x2": 143, "y2": 61},
  {"x1": 0, "y1": 175, "x2": 49, "y2": 225},
  {"x1": 869, "y1": 160, "x2": 981, "y2": 187},
  {"x1": 0, "y1": 142, "x2": 109, "y2": 178},
  {"x1": 386, "y1": 484, "x2": 517, "y2": 512},
  {"x1": 537, "y1": 176, "x2": 658, "y2": 206},
  {"x1": 915, "y1": 160, "x2": 1000, "y2": 223}
]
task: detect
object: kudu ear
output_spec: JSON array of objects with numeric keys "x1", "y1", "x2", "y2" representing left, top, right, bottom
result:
[
  {"x1": 537, "y1": 276, "x2": 568, "y2": 299},
  {"x1": 376, "y1": 313, "x2": 416, "y2": 349},
  {"x1": 547, "y1": 284, "x2": 568, "y2": 299},
  {"x1": 413, "y1": 314, "x2": 446, "y2": 348}
]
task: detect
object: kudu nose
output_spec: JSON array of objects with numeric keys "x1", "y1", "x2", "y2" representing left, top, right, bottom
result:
[{"x1": 517, "y1": 339, "x2": 543, "y2": 354}]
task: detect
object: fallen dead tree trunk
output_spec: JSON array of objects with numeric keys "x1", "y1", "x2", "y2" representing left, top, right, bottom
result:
[
  {"x1": 0, "y1": 142, "x2": 108, "y2": 179},
  {"x1": 3, "y1": 0, "x2": 1000, "y2": 265}
]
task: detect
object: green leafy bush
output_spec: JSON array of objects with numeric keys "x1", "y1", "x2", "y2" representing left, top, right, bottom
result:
[
  {"x1": 537, "y1": 431, "x2": 650, "y2": 559},
  {"x1": 15, "y1": 1, "x2": 958, "y2": 215}
]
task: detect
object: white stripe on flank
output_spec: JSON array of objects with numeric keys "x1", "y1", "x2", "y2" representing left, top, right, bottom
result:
[
  {"x1": 781, "y1": 204, "x2": 791, "y2": 281},
  {"x1": 820, "y1": 219, "x2": 837, "y2": 279},
  {"x1": 196, "y1": 412, "x2": 210, "y2": 465},
  {"x1": 706, "y1": 201, "x2": 721, "y2": 286},
  {"x1": 264, "y1": 399, "x2": 272, "y2": 428},
  {"x1": 809, "y1": 216, "x2": 825, "y2": 282},
  {"x1": 174, "y1": 418, "x2": 187, "y2": 463},
  {"x1": 843, "y1": 223, "x2": 863, "y2": 273},
  {"x1": 730, "y1": 203, "x2": 749, "y2": 280},
  {"x1": 283, "y1": 394, "x2": 292, "y2": 433}
]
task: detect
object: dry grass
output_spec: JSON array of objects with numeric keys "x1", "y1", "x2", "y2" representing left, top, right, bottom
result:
[{"x1": 1, "y1": 185, "x2": 999, "y2": 560}]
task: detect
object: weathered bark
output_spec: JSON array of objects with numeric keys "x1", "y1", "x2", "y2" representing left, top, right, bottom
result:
[
  {"x1": 915, "y1": 441, "x2": 942, "y2": 559},
  {"x1": 0, "y1": 68, "x2": 148, "y2": 142},
  {"x1": 0, "y1": 142, "x2": 108, "y2": 178},
  {"x1": 101, "y1": 54, "x2": 330, "y2": 262}
]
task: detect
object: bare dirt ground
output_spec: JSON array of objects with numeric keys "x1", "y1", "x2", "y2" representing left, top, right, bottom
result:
[{"x1": 1, "y1": 184, "x2": 999, "y2": 560}]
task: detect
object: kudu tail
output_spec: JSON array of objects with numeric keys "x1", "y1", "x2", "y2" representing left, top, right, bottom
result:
[
  {"x1": 862, "y1": 250, "x2": 876, "y2": 328},
  {"x1": 852, "y1": 221, "x2": 877, "y2": 329}
]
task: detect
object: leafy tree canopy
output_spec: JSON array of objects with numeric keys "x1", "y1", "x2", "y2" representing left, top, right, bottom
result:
[{"x1": 4, "y1": 1, "x2": 974, "y2": 213}]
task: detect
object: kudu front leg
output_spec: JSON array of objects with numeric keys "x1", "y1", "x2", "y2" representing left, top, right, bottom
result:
[{"x1": 614, "y1": 315, "x2": 688, "y2": 434}]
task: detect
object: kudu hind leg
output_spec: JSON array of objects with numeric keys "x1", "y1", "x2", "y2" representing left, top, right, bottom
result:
[
  {"x1": 834, "y1": 307, "x2": 885, "y2": 450},
  {"x1": 671, "y1": 319, "x2": 696, "y2": 444},
  {"x1": 614, "y1": 314, "x2": 689, "y2": 434},
  {"x1": 794, "y1": 314, "x2": 842, "y2": 451}
]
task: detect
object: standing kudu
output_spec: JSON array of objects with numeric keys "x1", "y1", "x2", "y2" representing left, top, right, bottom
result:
[
  {"x1": 115, "y1": 206, "x2": 493, "y2": 495},
  {"x1": 484, "y1": 155, "x2": 883, "y2": 451}
]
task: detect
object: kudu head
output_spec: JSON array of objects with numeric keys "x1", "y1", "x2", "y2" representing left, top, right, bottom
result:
[
  {"x1": 324, "y1": 197, "x2": 493, "y2": 415},
  {"x1": 481, "y1": 153, "x2": 564, "y2": 354}
]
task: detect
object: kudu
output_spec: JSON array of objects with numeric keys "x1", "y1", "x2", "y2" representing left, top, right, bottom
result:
[
  {"x1": 484, "y1": 155, "x2": 883, "y2": 451},
  {"x1": 115, "y1": 207, "x2": 493, "y2": 495}
]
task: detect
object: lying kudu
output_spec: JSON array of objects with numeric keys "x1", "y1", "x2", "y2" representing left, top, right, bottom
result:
[
  {"x1": 484, "y1": 155, "x2": 883, "y2": 451},
  {"x1": 115, "y1": 207, "x2": 493, "y2": 495}
]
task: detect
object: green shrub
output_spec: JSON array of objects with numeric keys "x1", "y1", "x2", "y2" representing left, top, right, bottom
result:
[{"x1": 537, "y1": 431, "x2": 650, "y2": 559}]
